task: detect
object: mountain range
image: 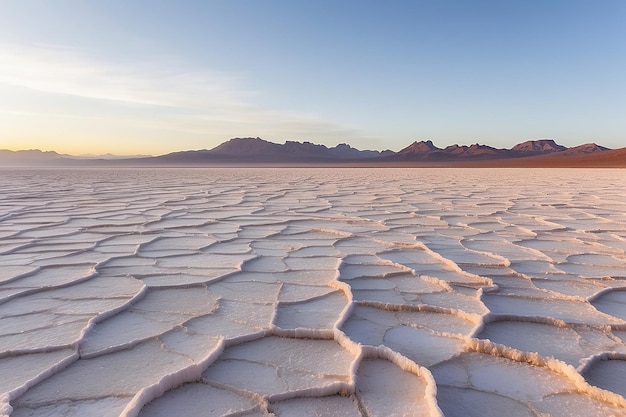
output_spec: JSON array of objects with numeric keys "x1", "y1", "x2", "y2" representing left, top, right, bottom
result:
[{"x1": 1, "y1": 138, "x2": 623, "y2": 167}]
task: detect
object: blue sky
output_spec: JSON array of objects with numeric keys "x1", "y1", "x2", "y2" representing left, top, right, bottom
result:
[{"x1": 1, "y1": 1, "x2": 624, "y2": 155}]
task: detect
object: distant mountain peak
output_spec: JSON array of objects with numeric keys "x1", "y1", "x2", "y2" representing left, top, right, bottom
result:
[
  {"x1": 333, "y1": 143, "x2": 354, "y2": 150},
  {"x1": 559, "y1": 143, "x2": 610, "y2": 155},
  {"x1": 398, "y1": 140, "x2": 441, "y2": 154},
  {"x1": 512, "y1": 139, "x2": 566, "y2": 154},
  {"x1": 210, "y1": 137, "x2": 280, "y2": 154}
]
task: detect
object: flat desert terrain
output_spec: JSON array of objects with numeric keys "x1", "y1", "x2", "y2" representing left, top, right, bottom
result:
[{"x1": 1, "y1": 168, "x2": 625, "y2": 417}]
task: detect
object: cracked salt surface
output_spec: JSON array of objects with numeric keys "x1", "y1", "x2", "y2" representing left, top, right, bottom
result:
[{"x1": 0, "y1": 167, "x2": 625, "y2": 417}]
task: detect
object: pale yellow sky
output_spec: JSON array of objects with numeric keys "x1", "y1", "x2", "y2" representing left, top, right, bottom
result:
[{"x1": 0, "y1": 43, "x2": 367, "y2": 156}]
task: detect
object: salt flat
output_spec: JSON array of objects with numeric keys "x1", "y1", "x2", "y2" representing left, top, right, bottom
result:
[{"x1": 0, "y1": 167, "x2": 625, "y2": 417}]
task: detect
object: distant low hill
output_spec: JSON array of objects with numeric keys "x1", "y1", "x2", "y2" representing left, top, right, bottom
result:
[
  {"x1": 0, "y1": 149, "x2": 69, "y2": 166},
  {"x1": 0, "y1": 149, "x2": 153, "y2": 165},
  {"x1": 1, "y1": 137, "x2": 623, "y2": 167}
]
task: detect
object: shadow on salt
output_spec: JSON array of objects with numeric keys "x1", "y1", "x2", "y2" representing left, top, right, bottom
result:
[
  {"x1": 202, "y1": 336, "x2": 354, "y2": 400},
  {"x1": 478, "y1": 319, "x2": 626, "y2": 370},
  {"x1": 431, "y1": 351, "x2": 626, "y2": 417},
  {"x1": 342, "y1": 305, "x2": 475, "y2": 367},
  {"x1": 482, "y1": 293, "x2": 626, "y2": 326},
  {"x1": 11, "y1": 331, "x2": 223, "y2": 417}
]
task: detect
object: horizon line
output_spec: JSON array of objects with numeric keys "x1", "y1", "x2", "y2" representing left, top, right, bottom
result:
[{"x1": 1, "y1": 136, "x2": 614, "y2": 158}]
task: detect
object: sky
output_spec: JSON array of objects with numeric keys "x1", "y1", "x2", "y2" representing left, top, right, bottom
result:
[{"x1": 1, "y1": 1, "x2": 625, "y2": 155}]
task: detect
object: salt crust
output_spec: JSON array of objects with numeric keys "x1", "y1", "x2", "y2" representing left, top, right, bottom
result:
[{"x1": 0, "y1": 168, "x2": 625, "y2": 416}]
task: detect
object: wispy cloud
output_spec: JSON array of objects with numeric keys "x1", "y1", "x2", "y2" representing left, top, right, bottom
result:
[
  {"x1": 0, "y1": 42, "x2": 362, "y2": 149},
  {"x1": 0, "y1": 43, "x2": 247, "y2": 108}
]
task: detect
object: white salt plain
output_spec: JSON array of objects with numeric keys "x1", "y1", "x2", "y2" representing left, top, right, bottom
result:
[{"x1": 0, "y1": 167, "x2": 625, "y2": 417}]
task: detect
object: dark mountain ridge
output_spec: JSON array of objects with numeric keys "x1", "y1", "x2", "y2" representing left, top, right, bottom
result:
[
  {"x1": 385, "y1": 138, "x2": 572, "y2": 161},
  {"x1": 0, "y1": 137, "x2": 620, "y2": 167},
  {"x1": 147, "y1": 137, "x2": 389, "y2": 164}
]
